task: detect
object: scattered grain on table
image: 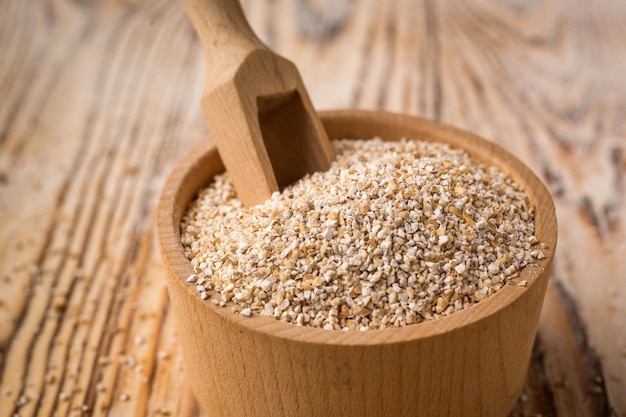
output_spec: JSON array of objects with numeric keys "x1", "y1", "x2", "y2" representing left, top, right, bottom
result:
[{"x1": 181, "y1": 138, "x2": 543, "y2": 331}]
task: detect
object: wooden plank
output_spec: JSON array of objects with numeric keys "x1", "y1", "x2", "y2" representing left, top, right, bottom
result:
[
  {"x1": 0, "y1": 1, "x2": 206, "y2": 415},
  {"x1": 0, "y1": 0, "x2": 624, "y2": 416}
]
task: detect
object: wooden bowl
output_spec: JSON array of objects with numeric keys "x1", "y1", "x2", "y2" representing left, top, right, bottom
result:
[{"x1": 156, "y1": 110, "x2": 557, "y2": 417}]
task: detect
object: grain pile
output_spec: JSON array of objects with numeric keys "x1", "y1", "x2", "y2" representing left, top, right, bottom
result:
[{"x1": 180, "y1": 138, "x2": 544, "y2": 331}]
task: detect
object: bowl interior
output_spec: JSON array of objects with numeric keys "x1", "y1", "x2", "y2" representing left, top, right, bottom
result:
[{"x1": 156, "y1": 109, "x2": 557, "y2": 346}]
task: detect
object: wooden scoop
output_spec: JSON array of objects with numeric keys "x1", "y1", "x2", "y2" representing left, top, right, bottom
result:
[{"x1": 180, "y1": 0, "x2": 334, "y2": 207}]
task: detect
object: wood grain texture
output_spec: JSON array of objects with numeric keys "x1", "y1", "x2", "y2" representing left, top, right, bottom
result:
[{"x1": 0, "y1": 0, "x2": 624, "y2": 416}]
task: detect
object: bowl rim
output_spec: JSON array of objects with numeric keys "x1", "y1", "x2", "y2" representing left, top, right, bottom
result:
[{"x1": 156, "y1": 109, "x2": 557, "y2": 347}]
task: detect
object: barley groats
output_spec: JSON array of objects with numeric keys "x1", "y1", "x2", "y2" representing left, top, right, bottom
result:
[{"x1": 180, "y1": 138, "x2": 544, "y2": 331}]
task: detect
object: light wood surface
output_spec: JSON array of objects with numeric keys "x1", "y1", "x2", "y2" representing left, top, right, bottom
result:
[
  {"x1": 181, "y1": 0, "x2": 333, "y2": 207},
  {"x1": 0, "y1": 1, "x2": 624, "y2": 416},
  {"x1": 157, "y1": 110, "x2": 557, "y2": 417}
]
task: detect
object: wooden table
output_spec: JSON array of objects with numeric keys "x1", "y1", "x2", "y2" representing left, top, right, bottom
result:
[{"x1": 1, "y1": 1, "x2": 624, "y2": 416}]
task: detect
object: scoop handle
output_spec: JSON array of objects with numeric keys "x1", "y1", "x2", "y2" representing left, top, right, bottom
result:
[{"x1": 180, "y1": 0, "x2": 265, "y2": 76}]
